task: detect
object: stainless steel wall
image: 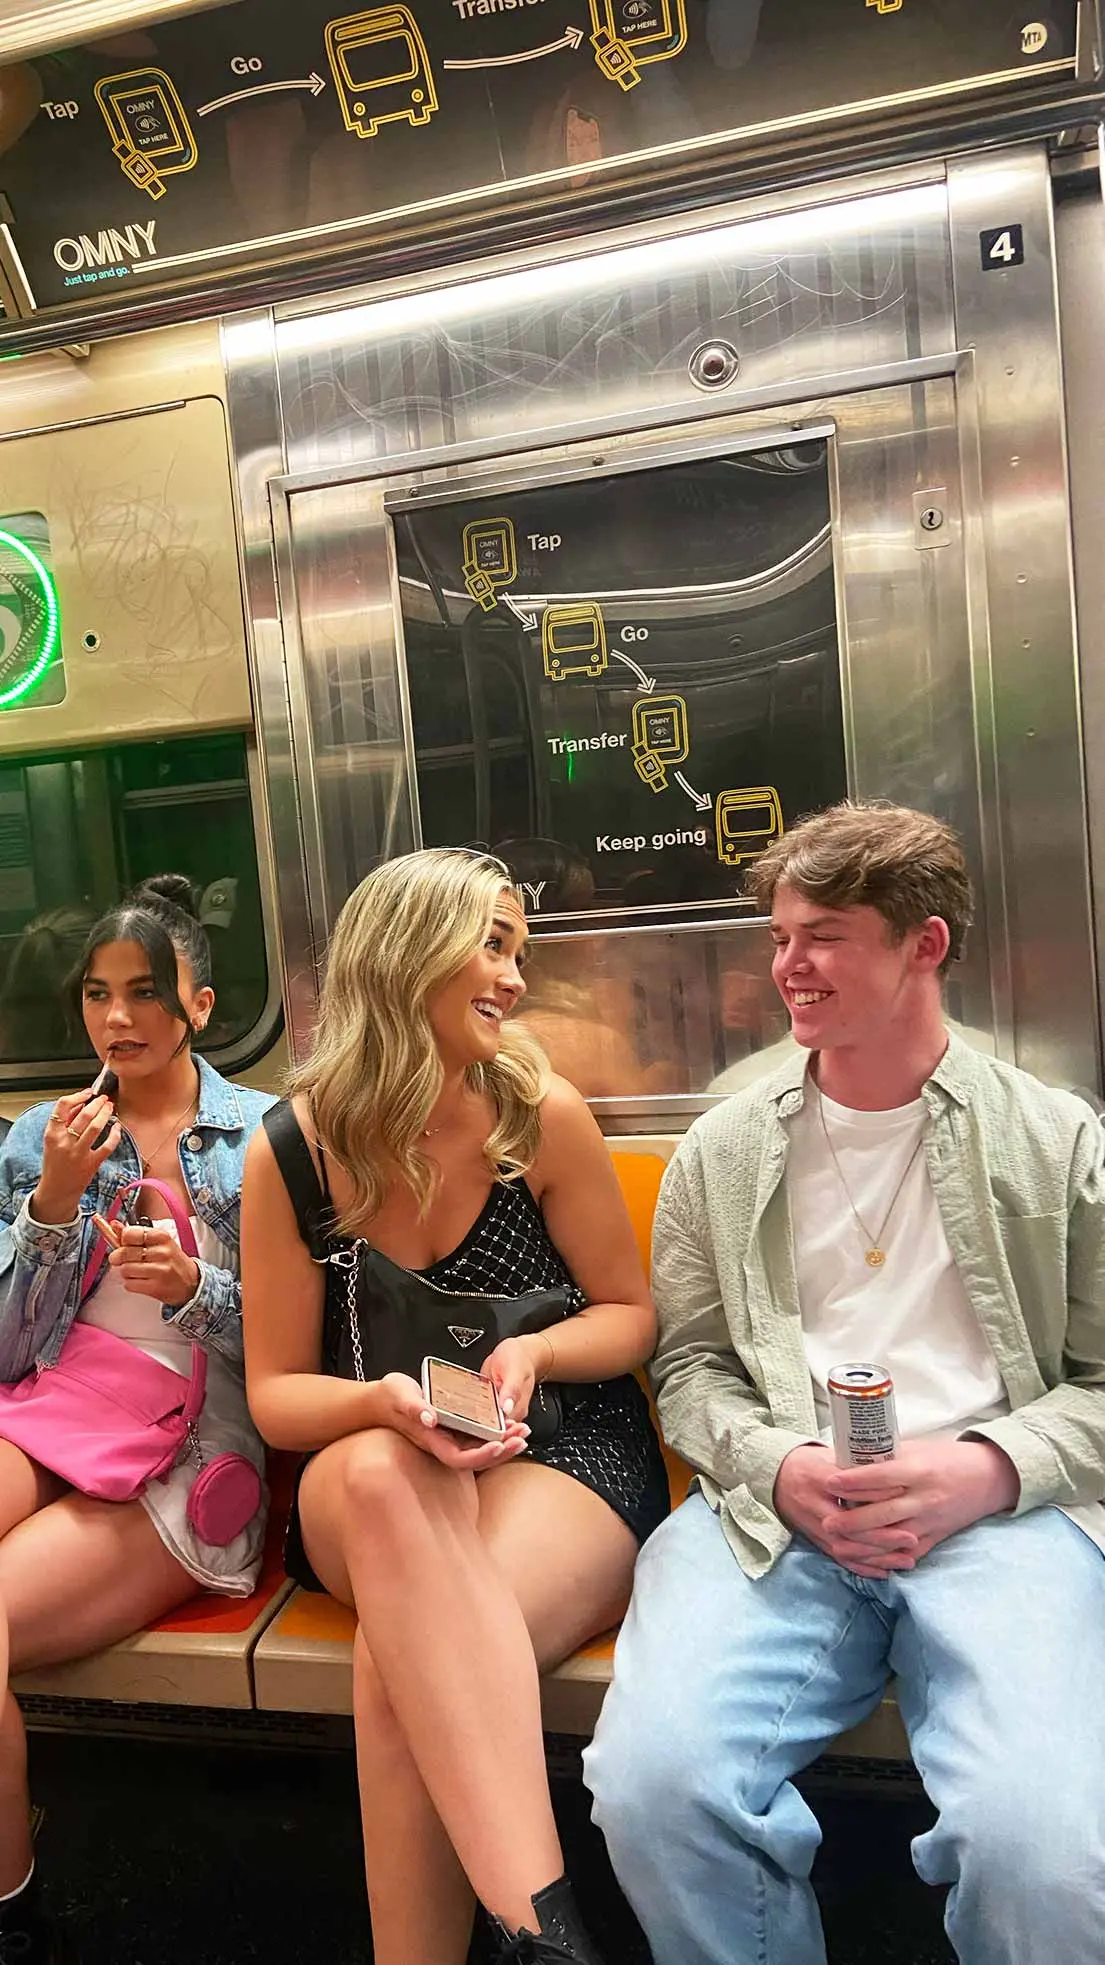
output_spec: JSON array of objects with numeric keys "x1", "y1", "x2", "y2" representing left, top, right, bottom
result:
[
  {"x1": 1056, "y1": 170, "x2": 1105, "y2": 1091},
  {"x1": 225, "y1": 143, "x2": 1098, "y2": 1125}
]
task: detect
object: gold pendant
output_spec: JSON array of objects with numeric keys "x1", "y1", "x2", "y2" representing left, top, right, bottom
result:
[{"x1": 865, "y1": 1248, "x2": 886, "y2": 1268}]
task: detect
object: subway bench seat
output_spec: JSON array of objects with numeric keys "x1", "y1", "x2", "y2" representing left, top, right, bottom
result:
[
  {"x1": 250, "y1": 1588, "x2": 908, "y2": 1760},
  {"x1": 12, "y1": 1147, "x2": 908, "y2": 1758},
  {"x1": 254, "y1": 1148, "x2": 908, "y2": 1761},
  {"x1": 13, "y1": 1462, "x2": 296, "y2": 1712}
]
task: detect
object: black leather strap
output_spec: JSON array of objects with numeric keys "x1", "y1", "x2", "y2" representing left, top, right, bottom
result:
[{"x1": 262, "y1": 1101, "x2": 336, "y2": 1261}]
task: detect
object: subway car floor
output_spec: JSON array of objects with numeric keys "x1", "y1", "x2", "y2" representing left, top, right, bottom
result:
[{"x1": 24, "y1": 1730, "x2": 956, "y2": 1963}]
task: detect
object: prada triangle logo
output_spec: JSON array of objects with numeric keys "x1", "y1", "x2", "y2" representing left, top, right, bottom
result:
[{"x1": 448, "y1": 1324, "x2": 485, "y2": 1349}]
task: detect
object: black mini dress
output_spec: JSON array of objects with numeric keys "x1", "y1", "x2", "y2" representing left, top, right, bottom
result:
[{"x1": 265, "y1": 1102, "x2": 670, "y2": 1591}]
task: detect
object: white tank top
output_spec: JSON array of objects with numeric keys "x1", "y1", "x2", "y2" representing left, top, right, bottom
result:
[{"x1": 80, "y1": 1211, "x2": 219, "y2": 1376}]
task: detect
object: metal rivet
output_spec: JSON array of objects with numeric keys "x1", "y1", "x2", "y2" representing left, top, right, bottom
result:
[
  {"x1": 185, "y1": 1132, "x2": 203, "y2": 1151},
  {"x1": 689, "y1": 340, "x2": 741, "y2": 392}
]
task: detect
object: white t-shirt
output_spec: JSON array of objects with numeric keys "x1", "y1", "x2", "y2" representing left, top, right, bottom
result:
[{"x1": 787, "y1": 1081, "x2": 1105, "y2": 1555}]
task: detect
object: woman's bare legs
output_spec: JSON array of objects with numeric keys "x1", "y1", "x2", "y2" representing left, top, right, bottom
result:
[
  {"x1": 300, "y1": 1440, "x2": 639, "y2": 1965},
  {"x1": 0, "y1": 1443, "x2": 68, "y2": 1894},
  {"x1": 0, "y1": 1485, "x2": 195, "y2": 1891},
  {"x1": 353, "y1": 1633, "x2": 478, "y2": 1963}
]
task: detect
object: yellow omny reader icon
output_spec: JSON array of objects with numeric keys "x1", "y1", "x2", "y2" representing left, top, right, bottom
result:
[
  {"x1": 95, "y1": 68, "x2": 197, "y2": 199},
  {"x1": 462, "y1": 518, "x2": 517, "y2": 611},
  {"x1": 631, "y1": 695, "x2": 689, "y2": 764},
  {"x1": 715, "y1": 786, "x2": 784, "y2": 867},
  {"x1": 541, "y1": 602, "x2": 608, "y2": 682},
  {"x1": 326, "y1": 6, "x2": 439, "y2": 139},
  {"x1": 631, "y1": 695, "x2": 689, "y2": 793},
  {"x1": 588, "y1": 0, "x2": 688, "y2": 91}
]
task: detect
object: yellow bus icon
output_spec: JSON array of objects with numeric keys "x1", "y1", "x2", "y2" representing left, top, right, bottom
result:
[
  {"x1": 715, "y1": 786, "x2": 784, "y2": 867},
  {"x1": 588, "y1": 0, "x2": 687, "y2": 90},
  {"x1": 541, "y1": 602, "x2": 608, "y2": 681},
  {"x1": 95, "y1": 68, "x2": 197, "y2": 198},
  {"x1": 326, "y1": 6, "x2": 439, "y2": 139}
]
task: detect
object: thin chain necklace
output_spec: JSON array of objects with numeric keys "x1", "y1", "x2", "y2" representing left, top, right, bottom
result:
[
  {"x1": 816, "y1": 1086, "x2": 925, "y2": 1270},
  {"x1": 124, "y1": 1081, "x2": 199, "y2": 1175}
]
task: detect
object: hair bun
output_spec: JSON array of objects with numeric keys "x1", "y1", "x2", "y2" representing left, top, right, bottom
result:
[{"x1": 129, "y1": 872, "x2": 201, "y2": 920}]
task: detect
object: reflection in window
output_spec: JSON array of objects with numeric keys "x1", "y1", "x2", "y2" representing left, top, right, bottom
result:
[
  {"x1": 395, "y1": 438, "x2": 847, "y2": 928},
  {"x1": 0, "y1": 734, "x2": 271, "y2": 1080}
]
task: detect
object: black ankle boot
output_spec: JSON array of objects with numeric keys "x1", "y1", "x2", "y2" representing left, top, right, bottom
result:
[
  {"x1": 0, "y1": 1873, "x2": 58, "y2": 1963},
  {"x1": 491, "y1": 1876, "x2": 606, "y2": 1963}
]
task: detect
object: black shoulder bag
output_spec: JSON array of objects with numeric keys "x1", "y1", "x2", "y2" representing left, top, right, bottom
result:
[{"x1": 264, "y1": 1104, "x2": 572, "y2": 1445}]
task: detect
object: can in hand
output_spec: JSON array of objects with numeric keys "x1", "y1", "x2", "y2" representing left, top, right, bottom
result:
[{"x1": 828, "y1": 1363, "x2": 899, "y2": 1469}]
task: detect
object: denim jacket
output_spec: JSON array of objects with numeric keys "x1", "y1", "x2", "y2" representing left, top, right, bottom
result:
[{"x1": 0, "y1": 1057, "x2": 275, "y2": 1382}]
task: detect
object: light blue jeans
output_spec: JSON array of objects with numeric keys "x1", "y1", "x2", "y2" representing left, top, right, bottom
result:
[{"x1": 583, "y1": 1492, "x2": 1105, "y2": 1965}]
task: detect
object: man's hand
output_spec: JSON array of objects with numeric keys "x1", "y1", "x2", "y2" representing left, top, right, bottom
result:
[
  {"x1": 774, "y1": 1445, "x2": 920, "y2": 1579},
  {"x1": 827, "y1": 1438, "x2": 1021, "y2": 1564}
]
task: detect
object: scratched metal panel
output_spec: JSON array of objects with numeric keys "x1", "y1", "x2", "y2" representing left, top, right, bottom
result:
[
  {"x1": 0, "y1": 395, "x2": 251, "y2": 751},
  {"x1": 273, "y1": 178, "x2": 954, "y2": 476},
  {"x1": 232, "y1": 153, "x2": 1097, "y2": 1116}
]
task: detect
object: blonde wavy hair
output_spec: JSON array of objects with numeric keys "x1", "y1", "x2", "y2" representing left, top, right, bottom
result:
[{"x1": 289, "y1": 849, "x2": 550, "y2": 1230}]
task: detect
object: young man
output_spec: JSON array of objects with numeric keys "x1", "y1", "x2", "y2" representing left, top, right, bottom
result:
[{"x1": 584, "y1": 802, "x2": 1105, "y2": 1965}]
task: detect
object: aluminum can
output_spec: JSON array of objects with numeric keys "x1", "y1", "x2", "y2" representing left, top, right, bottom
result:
[{"x1": 828, "y1": 1363, "x2": 899, "y2": 1469}]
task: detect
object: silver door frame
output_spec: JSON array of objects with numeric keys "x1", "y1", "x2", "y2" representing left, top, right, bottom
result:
[{"x1": 227, "y1": 144, "x2": 1098, "y2": 1119}]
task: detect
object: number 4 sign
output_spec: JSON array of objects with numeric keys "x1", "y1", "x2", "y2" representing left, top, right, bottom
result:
[{"x1": 980, "y1": 224, "x2": 1025, "y2": 270}]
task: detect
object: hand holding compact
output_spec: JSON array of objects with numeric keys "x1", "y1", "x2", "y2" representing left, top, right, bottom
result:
[{"x1": 373, "y1": 1371, "x2": 529, "y2": 1473}]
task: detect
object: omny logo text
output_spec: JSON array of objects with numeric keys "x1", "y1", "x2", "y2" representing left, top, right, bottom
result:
[{"x1": 52, "y1": 220, "x2": 157, "y2": 282}]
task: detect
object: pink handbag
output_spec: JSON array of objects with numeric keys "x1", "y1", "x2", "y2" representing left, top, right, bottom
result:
[{"x1": 0, "y1": 1177, "x2": 262, "y2": 1546}]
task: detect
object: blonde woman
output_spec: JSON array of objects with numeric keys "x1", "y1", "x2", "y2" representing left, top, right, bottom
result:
[{"x1": 241, "y1": 849, "x2": 668, "y2": 1965}]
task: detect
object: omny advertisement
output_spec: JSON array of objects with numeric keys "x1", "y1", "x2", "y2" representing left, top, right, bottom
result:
[
  {"x1": 0, "y1": 0, "x2": 1081, "y2": 312},
  {"x1": 391, "y1": 437, "x2": 847, "y2": 925}
]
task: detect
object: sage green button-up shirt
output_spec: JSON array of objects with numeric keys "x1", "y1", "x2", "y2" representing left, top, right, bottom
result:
[{"x1": 649, "y1": 1032, "x2": 1105, "y2": 1578}]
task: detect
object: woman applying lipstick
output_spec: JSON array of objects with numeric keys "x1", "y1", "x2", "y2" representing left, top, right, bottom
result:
[{"x1": 0, "y1": 876, "x2": 273, "y2": 1962}]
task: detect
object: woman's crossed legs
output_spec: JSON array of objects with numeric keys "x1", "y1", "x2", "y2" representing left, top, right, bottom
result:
[{"x1": 298, "y1": 1431, "x2": 638, "y2": 1965}]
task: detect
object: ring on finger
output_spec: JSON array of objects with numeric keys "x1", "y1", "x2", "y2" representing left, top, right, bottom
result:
[{"x1": 67, "y1": 1123, "x2": 83, "y2": 1139}]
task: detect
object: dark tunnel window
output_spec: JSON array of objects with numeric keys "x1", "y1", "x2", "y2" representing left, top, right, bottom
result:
[{"x1": 0, "y1": 732, "x2": 274, "y2": 1085}]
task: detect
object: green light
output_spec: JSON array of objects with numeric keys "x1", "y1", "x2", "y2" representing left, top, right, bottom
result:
[{"x1": 0, "y1": 529, "x2": 60, "y2": 707}]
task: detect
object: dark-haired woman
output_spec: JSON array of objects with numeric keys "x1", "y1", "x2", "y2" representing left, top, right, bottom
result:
[{"x1": 0, "y1": 877, "x2": 274, "y2": 1961}]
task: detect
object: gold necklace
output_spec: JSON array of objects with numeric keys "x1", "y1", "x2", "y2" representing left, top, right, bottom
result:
[
  {"x1": 125, "y1": 1088, "x2": 200, "y2": 1175},
  {"x1": 816, "y1": 1087, "x2": 926, "y2": 1269}
]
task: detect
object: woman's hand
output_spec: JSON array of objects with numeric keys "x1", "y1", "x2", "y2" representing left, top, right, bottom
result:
[
  {"x1": 482, "y1": 1335, "x2": 546, "y2": 1424},
  {"x1": 32, "y1": 1089, "x2": 122, "y2": 1224},
  {"x1": 109, "y1": 1223, "x2": 200, "y2": 1309},
  {"x1": 372, "y1": 1371, "x2": 530, "y2": 1473}
]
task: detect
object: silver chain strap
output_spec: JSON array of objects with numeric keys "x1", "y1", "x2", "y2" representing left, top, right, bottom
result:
[{"x1": 330, "y1": 1248, "x2": 366, "y2": 1382}]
